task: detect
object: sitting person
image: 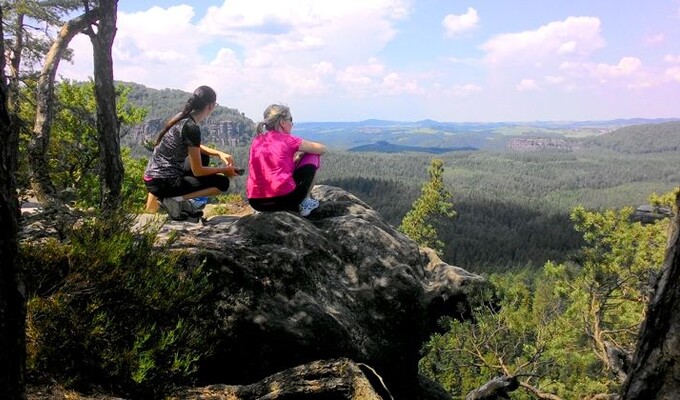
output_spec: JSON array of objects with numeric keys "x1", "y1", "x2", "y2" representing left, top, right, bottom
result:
[
  {"x1": 246, "y1": 104, "x2": 327, "y2": 217},
  {"x1": 143, "y1": 85, "x2": 241, "y2": 220}
]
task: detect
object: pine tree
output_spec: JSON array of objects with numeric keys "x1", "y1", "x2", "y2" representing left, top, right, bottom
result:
[{"x1": 399, "y1": 158, "x2": 456, "y2": 254}]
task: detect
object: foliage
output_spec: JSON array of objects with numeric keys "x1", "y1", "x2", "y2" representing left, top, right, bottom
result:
[
  {"x1": 318, "y1": 149, "x2": 679, "y2": 272},
  {"x1": 47, "y1": 80, "x2": 146, "y2": 208},
  {"x1": 420, "y1": 192, "x2": 673, "y2": 399},
  {"x1": 2, "y1": 0, "x2": 83, "y2": 76},
  {"x1": 117, "y1": 81, "x2": 255, "y2": 154},
  {"x1": 399, "y1": 158, "x2": 456, "y2": 254},
  {"x1": 584, "y1": 121, "x2": 680, "y2": 154},
  {"x1": 21, "y1": 211, "x2": 216, "y2": 397},
  {"x1": 120, "y1": 147, "x2": 152, "y2": 211},
  {"x1": 117, "y1": 81, "x2": 679, "y2": 272}
]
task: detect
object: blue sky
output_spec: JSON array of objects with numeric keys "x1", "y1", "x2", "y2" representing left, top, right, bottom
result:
[{"x1": 59, "y1": 0, "x2": 680, "y2": 122}]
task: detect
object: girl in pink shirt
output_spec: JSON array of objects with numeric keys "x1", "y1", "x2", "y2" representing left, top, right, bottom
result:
[{"x1": 246, "y1": 104, "x2": 327, "y2": 216}]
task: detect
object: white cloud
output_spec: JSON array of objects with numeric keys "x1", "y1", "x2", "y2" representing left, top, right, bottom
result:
[
  {"x1": 314, "y1": 61, "x2": 335, "y2": 75},
  {"x1": 544, "y1": 75, "x2": 565, "y2": 85},
  {"x1": 666, "y1": 67, "x2": 680, "y2": 82},
  {"x1": 561, "y1": 57, "x2": 641, "y2": 81},
  {"x1": 382, "y1": 73, "x2": 422, "y2": 95},
  {"x1": 449, "y1": 83, "x2": 482, "y2": 97},
  {"x1": 336, "y1": 58, "x2": 386, "y2": 96},
  {"x1": 244, "y1": 50, "x2": 276, "y2": 68},
  {"x1": 595, "y1": 57, "x2": 641, "y2": 78},
  {"x1": 482, "y1": 16, "x2": 605, "y2": 65},
  {"x1": 558, "y1": 57, "x2": 665, "y2": 90},
  {"x1": 84, "y1": 5, "x2": 214, "y2": 90},
  {"x1": 644, "y1": 33, "x2": 665, "y2": 46},
  {"x1": 116, "y1": 6, "x2": 203, "y2": 63},
  {"x1": 198, "y1": 0, "x2": 410, "y2": 64},
  {"x1": 516, "y1": 79, "x2": 540, "y2": 91},
  {"x1": 664, "y1": 54, "x2": 680, "y2": 64},
  {"x1": 442, "y1": 7, "x2": 479, "y2": 37},
  {"x1": 56, "y1": 0, "x2": 416, "y2": 118},
  {"x1": 53, "y1": 1, "x2": 678, "y2": 122}
]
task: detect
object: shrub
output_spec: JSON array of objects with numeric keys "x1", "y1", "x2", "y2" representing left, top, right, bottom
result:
[{"x1": 22, "y1": 210, "x2": 215, "y2": 397}]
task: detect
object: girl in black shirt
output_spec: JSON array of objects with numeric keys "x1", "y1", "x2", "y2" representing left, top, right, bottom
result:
[{"x1": 143, "y1": 85, "x2": 240, "y2": 220}]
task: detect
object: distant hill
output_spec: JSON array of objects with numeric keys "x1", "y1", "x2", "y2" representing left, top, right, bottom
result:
[
  {"x1": 583, "y1": 121, "x2": 680, "y2": 154},
  {"x1": 347, "y1": 140, "x2": 477, "y2": 154},
  {"x1": 114, "y1": 81, "x2": 680, "y2": 155},
  {"x1": 118, "y1": 82, "x2": 255, "y2": 154},
  {"x1": 293, "y1": 118, "x2": 680, "y2": 151}
]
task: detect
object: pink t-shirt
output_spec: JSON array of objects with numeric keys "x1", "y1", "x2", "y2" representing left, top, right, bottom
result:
[{"x1": 246, "y1": 131, "x2": 303, "y2": 199}]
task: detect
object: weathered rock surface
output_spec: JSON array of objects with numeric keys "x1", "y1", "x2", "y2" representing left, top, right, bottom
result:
[
  {"x1": 621, "y1": 192, "x2": 680, "y2": 399},
  {"x1": 172, "y1": 358, "x2": 388, "y2": 400},
  {"x1": 151, "y1": 185, "x2": 486, "y2": 399}
]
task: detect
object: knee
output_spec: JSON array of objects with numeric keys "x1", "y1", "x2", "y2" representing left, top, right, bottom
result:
[
  {"x1": 298, "y1": 153, "x2": 321, "y2": 169},
  {"x1": 216, "y1": 176, "x2": 230, "y2": 192}
]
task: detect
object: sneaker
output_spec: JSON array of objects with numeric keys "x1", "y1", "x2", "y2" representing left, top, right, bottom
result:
[
  {"x1": 299, "y1": 197, "x2": 319, "y2": 217},
  {"x1": 161, "y1": 198, "x2": 188, "y2": 221},
  {"x1": 190, "y1": 196, "x2": 209, "y2": 210},
  {"x1": 181, "y1": 200, "x2": 204, "y2": 218}
]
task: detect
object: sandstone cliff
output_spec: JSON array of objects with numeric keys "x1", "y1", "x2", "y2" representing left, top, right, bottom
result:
[{"x1": 150, "y1": 185, "x2": 487, "y2": 399}]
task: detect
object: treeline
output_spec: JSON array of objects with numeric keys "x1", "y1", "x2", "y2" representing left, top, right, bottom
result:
[
  {"x1": 584, "y1": 121, "x2": 680, "y2": 154},
  {"x1": 307, "y1": 149, "x2": 679, "y2": 273},
  {"x1": 130, "y1": 142, "x2": 678, "y2": 274},
  {"x1": 120, "y1": 81, "x2": 251, "y2": 124},
  {"x1": 124, "y1": 116, "x2": 680, "y2": 274}
]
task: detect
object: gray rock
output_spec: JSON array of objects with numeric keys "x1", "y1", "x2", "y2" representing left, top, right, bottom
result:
[
  {"x1": 172, "y1": 358, "x2": 389, "y2": 400},
  {"x1": 156, "y1": 185, "x2": 486, "y2": 399}
]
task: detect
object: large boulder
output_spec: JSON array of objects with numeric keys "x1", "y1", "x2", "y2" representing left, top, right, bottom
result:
[{"x1": 155, "y1": 185, "x2": 486, "y2": 399}]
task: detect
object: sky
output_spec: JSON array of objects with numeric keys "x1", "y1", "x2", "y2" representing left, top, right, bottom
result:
[{"x1": 58, "y1": 0, "x2": 680, "y2": 123}]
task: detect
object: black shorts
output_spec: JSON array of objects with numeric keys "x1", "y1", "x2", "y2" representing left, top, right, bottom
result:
[
  {"x1": 248, "y1": 164, "x2": 317, "y2": 212},
  {"x1": 145, "y1": 174, "x2": 230, "y2": 199},
  {"x1": 145, "y1": 154, "x2": 230, "y2": 198}
]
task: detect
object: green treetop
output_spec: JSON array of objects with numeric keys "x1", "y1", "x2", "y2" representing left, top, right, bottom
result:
[{"x1": 399, "y1": 158, "x2": 456, "y2": 254}]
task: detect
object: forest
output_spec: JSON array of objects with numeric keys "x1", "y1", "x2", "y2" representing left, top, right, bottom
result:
[
  {"x1": 117, "y1": 83, "x2": 680, "y2": 272},
  {"x1": 1, "y1": 2, "x2": 680, "y2": 399},
  {"x1": 5, "y1": 77, "x2": 680, "y2": 400}
]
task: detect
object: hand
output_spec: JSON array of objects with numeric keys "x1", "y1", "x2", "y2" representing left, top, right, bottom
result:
[
  {"x1": 219, "y1": 152, "x2": 234, "y2": 166},
  {"x1": 293, "y1": 151, "x2": 304, "y2": 164},
  {"x1": 224, "y1": 166, "x2": 242, "y2": 177}
]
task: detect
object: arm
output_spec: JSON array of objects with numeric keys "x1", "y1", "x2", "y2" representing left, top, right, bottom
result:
[
  {"x1": 188, "y1": 146, "x2": 239, "y2": 177},
  {"x1": 199, "y1": 144, "x2": 233, "y2": 166},
  {"x1": 299, "y1": 140, "x2": 327, "y2": 155}
]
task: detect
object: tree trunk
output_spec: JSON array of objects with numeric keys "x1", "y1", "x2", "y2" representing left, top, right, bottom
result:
[
  {"x1": 7, "y1": 12, "x2": 24, "y2": 175},
  {"x1": 0, "y1": 4, "x2": 26, "y2": 398},
  {"x1": 27, "y1": 7, "x2": 101, "y2": 203},
  {"x1": 87, "y1": 0, "x2": 122, "y2": 211},
  {"x1": 621, "y1": 191, "x2": 680, "y2": 399}
]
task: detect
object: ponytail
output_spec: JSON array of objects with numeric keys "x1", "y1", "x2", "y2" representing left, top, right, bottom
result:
[
  {"x1": 255, "y1": 104, "x2": 291, "y2": 135},
  {"x1": 255, "y1": 121, "x2": 268, "y2": 134},
  {"x1": 154, "y1": 86, "x2": 217, "y2": 146}
]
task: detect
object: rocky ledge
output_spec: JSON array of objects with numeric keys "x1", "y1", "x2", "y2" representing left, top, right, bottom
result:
[{"x1": 142, "y1": 185, "x2": 486, "y2": 399}]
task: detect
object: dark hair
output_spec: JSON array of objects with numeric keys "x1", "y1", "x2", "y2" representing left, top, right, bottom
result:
[{"x1": 155, "y1": 85, "x2": 217, "y2": 146}]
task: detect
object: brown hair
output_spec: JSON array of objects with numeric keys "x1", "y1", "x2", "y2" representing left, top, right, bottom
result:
[{"x1": 155, "y1": 85, "x2": 217, "y2": 146}]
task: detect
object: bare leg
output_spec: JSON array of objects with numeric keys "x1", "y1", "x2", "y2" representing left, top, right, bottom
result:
[
  {"x1": 179, "y1": 187, "x2": 222, "y2": 201},
  {"x1": 145, "y1": 193, "x2": 159, "y2": 213}
]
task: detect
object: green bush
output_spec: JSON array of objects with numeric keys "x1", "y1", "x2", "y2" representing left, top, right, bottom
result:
[
  {"x1": 419, "y1": 191, "x2": 673, "y2": 399},
  {"x1": 22, "y1": 211, "x2": 215, "y2": 397}
]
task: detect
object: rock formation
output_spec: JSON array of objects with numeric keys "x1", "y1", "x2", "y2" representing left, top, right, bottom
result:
[
  {"x1": 152, "y1": 185, "x2": 486, "y2": 399},
  {"x1": 621, "y1": 192, "x2": 680, "y2": 399}
]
